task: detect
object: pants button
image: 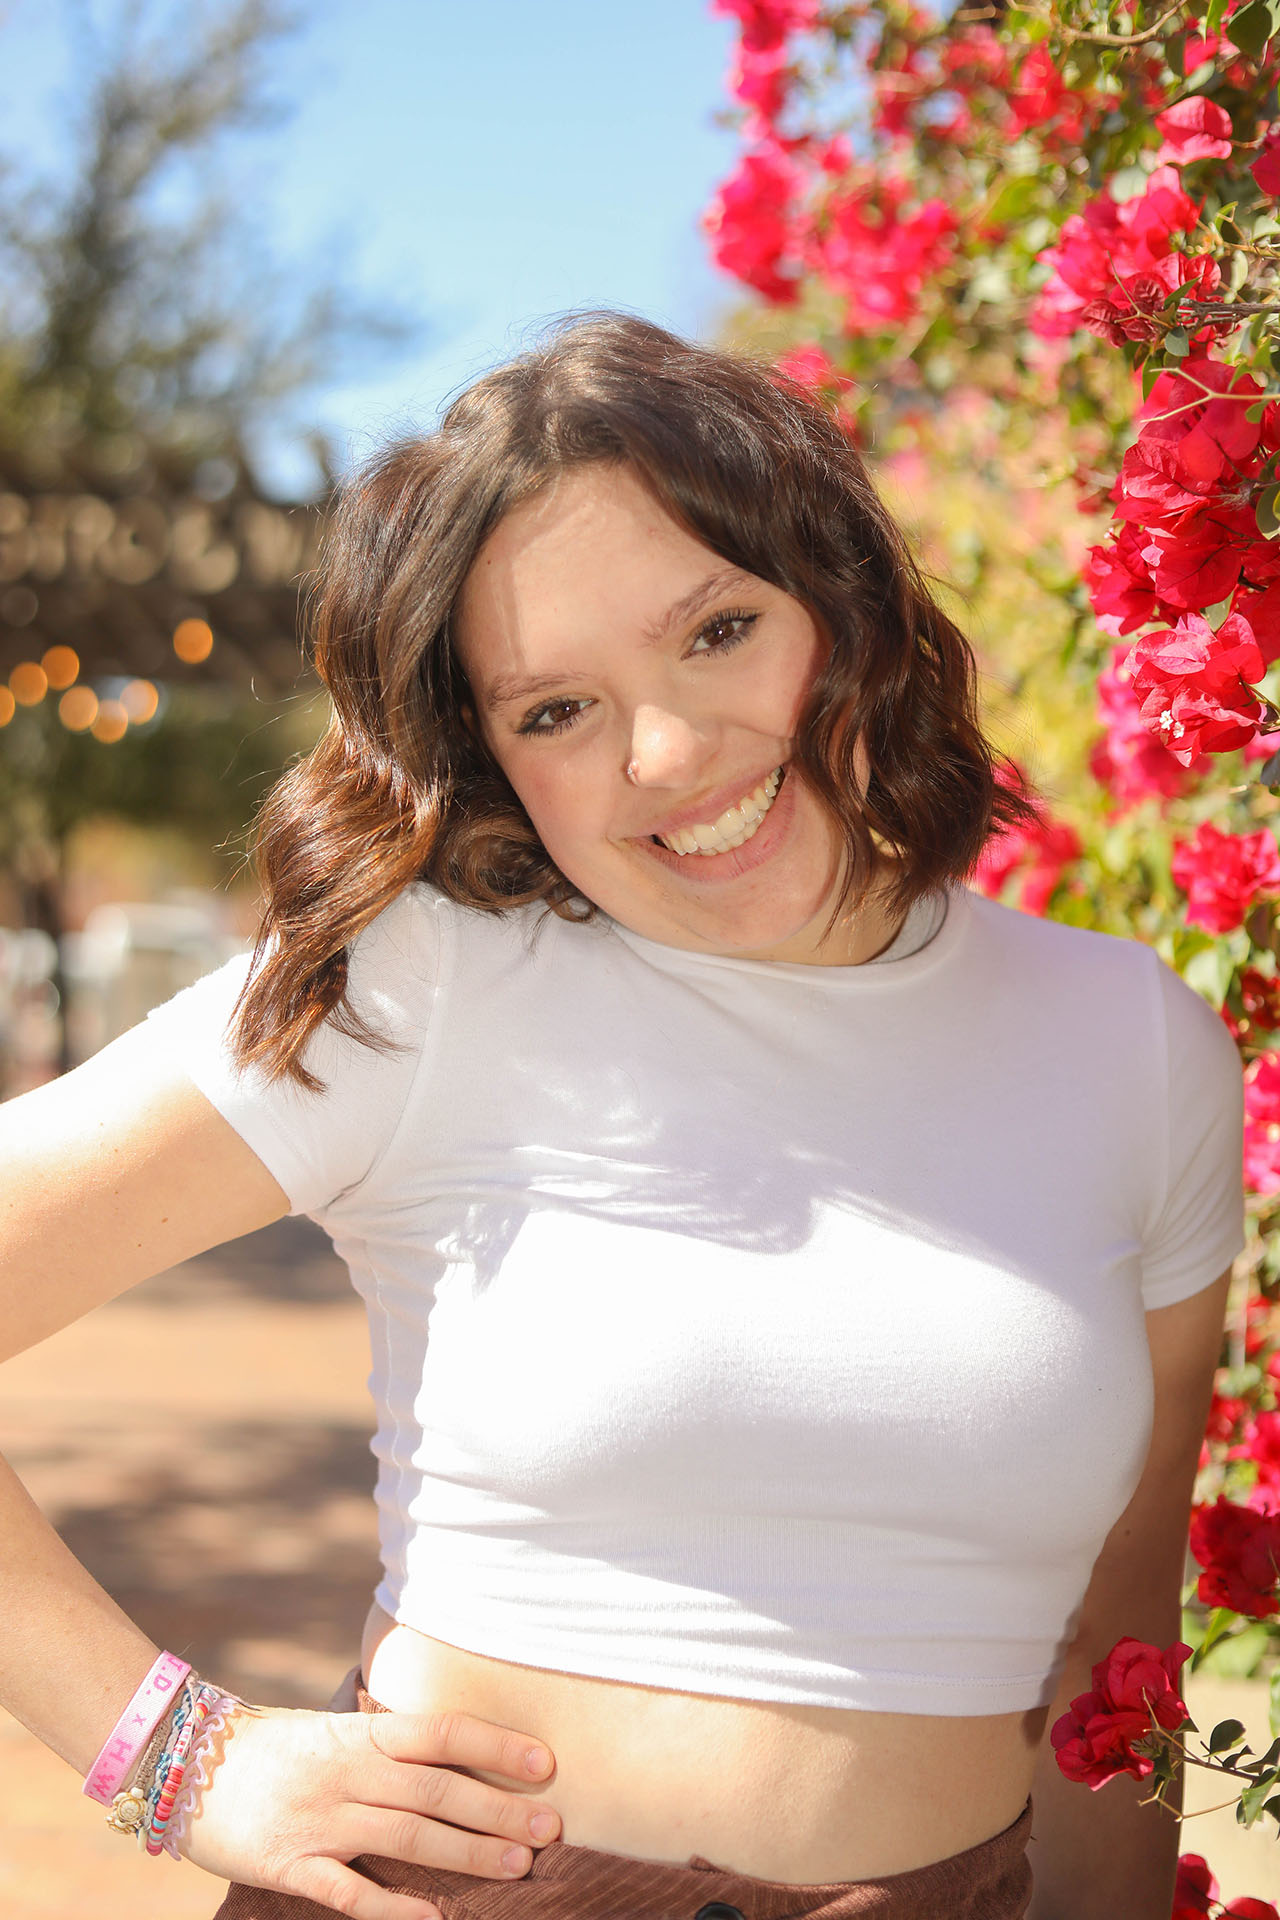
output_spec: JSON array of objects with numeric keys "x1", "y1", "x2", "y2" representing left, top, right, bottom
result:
[{"x1": 694, "y1": 1906, "x2": 747, "y2": 1920}]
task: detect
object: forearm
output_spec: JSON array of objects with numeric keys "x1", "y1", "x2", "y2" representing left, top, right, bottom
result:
[
  {"x1": 1026, "y1": 1642, "x2": 1182, "y2": 1920},
  {"x1": 0, "y1": 1444, "x2": 160, "y2": 1775}
]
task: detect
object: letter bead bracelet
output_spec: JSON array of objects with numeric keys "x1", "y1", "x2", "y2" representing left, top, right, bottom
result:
[{"x1": 85, "y1": 1652, "x2": 247, "y2": 1858}]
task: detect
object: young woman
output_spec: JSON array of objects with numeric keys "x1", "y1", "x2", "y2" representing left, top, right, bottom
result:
[{"x1": 0, "y1": 313, "x2": 1244, "y2": 1920}]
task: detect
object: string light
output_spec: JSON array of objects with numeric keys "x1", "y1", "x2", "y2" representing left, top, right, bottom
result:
[
  {"x1": 172, "y1": 618, "x2": 213, "y2": 664},
  {"x1": 59, "y1": 686, "x2": 98, "y2": 733},
  {"x1": 41, "y1": 646, "x2": 79, "y2": 690},
  {"x1": 9, "y1": 661, "x2": 48, "y2": 706},
  {"x1": 120, "y1": 679, "x2": 159, "y2": 723},
  {"x1": 0, "y1": 688, "x2": 14, "y2": 726},
  {"x1": 90, "y1": 699, "x2": 128, "y2": 744}
]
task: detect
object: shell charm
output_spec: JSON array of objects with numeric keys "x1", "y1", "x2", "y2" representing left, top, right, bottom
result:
[{"x1": 106, "y1": 1784, "x2": 149, "y2": 1834}]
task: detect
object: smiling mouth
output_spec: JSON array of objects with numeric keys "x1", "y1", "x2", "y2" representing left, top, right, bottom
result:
[{"x1": 652, "y1": 768, "x2": 784, "y2": 856}]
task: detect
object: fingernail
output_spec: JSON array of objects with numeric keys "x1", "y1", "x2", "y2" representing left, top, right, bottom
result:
[
  {"x1": 530, "y1": 1811, "x2": 556, "y2": 1840},
  {"x1": 502, "y1": 1844, "x2": 531, "y2": 1875},
  {"x1": 525, "y1": 1745, "x2": 550, "y2": 1774}
]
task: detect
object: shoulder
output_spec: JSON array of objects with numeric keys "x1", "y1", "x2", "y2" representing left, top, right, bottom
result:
[{"x1": 958, "y1": 887, "x2": 1160, "y2": 1007}]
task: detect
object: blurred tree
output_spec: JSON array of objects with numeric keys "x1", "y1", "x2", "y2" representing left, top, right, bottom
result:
[{"x1": 0, "y1": 0, "x2": 416, "y2": 1071}]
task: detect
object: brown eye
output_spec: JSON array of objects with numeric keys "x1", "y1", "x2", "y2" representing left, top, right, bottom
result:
[
  {"x1": 518, "y1": 696, "x2": 591, "y2": 736},
  {"x1": 688, "y1": 610, "x2": 758, "y2": 655}
]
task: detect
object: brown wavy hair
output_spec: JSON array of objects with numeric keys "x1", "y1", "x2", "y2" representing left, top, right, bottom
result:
[{"x1": 233, "y1": 310, "x2": 1037, "y2": 1086}]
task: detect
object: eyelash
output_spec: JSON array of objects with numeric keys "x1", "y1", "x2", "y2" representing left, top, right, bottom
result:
[{"x1": 515, "y1": 608, "x2": 760, "y2": 737}]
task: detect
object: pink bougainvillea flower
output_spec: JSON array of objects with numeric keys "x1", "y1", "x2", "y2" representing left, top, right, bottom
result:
[
  {"x1": 1089, "y1": 644, "x2": 1192, "y2": 809},
  {"x1": 1255, "y1": 124, "x2": 1280, "y2": 196},
  {"x1": 703, "y1": 143, "x2": 806, "y2": 302},
  {"x1": 729, "y1": 41, "x2": 793, "y2": 132},
  {"x1": 1154, "y1": 95, "x2": 1235, "y2": 165},
  {"x1": 711, "y1": 0, "x2": 818, "y2": 51},
  {"x1": 1245, "y1": 1052, "x2": 1280, "y2": 1195},
  {"x1": 1171, "y1": 822, "x2": 1280, "y2": 933},
  {"x1": 970, "y1": 774, "x2": 1081, "y2": 915},
  {"x1": 1173, "y1": 1852, "x2": 1219, "y2": 1919},
  {"x1": 1126, "y1": 611, "x2": 1266, "y2": 764},
  {"x1": 811, "y1": 175, "x2": 958, "y2": 333},
  {"x1": 1190, "y1": 1496, "x2": 1280, "y2": 1613}
]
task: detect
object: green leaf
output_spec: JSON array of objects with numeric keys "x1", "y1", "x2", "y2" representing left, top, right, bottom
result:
[
  {"x1": 1261, "y1": 747, "x2": 1280, "y2": 790},
  {"x1": 1248, "y1": 399, "x2": 1271, "y2": 422},
  {"x1": 1166, "y1": 328, "x2": 1191, "y2": 358},
  {"x1": 1143, "y1": 359, "x2": 1162, "y2": 400},
  {"x1": 1195, "y1": 1608, "x2": 1242, "y2": 1668},
  {"x1": 1257, "y1": 483, "x2": 1280, "y2": 539},
  {"x1": 1227, "y1": 0, "x2": 1274, "y2": 56},
  {"x1": 1264, "y1": 1795, "x2": 1280, "y2": 1823},
  {"x1": 1239, "y1": 1776, "x2": 1274, "y2": 1826},
  {"x1": 1231, "y1": 250, "x2": 1251, "y2": 296},
  {"x1": 1208, "y1": 0, "x2": 1229, "y2": 31},
  {"x1": 987, "y1": 174, "x2": 1041, "y2": 227},
  {"x1": 1211, "y1": 1717, "x2": 1248, "y2": 1751},
  {"x1": 1251, "y1": 1736, "x2": 1280, "y2": 1772}
]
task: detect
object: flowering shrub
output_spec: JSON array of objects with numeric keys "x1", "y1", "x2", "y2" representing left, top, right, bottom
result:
[{"x1": 704, "y1": 0, "x2": 1280, "y2": 1881}]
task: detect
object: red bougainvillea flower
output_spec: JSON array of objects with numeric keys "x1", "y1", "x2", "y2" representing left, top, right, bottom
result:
[
  {"x1": 1206, "y1": 1378, "x2": 1247, "y2": 1444},
  {"x1": 1171, "y1": 822, "x2": 1280, "y2": 933},
  {"x1": 1031, "y1": 166, "x2": 1202, "y2": 340},
  {"x1": 1050, "y1": 1637, "x2": 1190, "y2": 1788},
  {"x1": 1084, "y1": 528, "x2": 1160, "y2": 637},
  {"x1": 704, "y1": 144, "x2": 806, "y2": 302},
  {"x1": 1096, "y1": 1637, "x2": 1191, "y2": 1727},
  {"x1": 1005, "y1": 41, "x2": 1089, "y2": 146},
  {"x1": 1255, "y1": 125, "x2": 1280, "y2": 196},
  {"x1": 1240, "y1": 966, "x2": 1280, "y2": 1034},
  {"x1": 1125, "y1": 611, "x2": 1266, "y2": 764},
  {"x1": 1173, "y1": 1852, "x2": 1219, "y2": 1919},
  {"x1": 1225, "y1": 1900, "x2": 1280, "y2": 1919},
  {"x1": 774, "y1": 342, "x2": 852, "y2": 395},
  {"x1": 1154, "y1": 95, "x2": 1235, "y2": 166},
  {"x1": 1234, "y1": 1410, "x2": 1280, "y2": 1510},
  {"x1": 1190, "y1": 1497, "x2": 1280, "y2": 1614},
  {"x1": 711, "y1": 0, "x2": 818, "y2": 50}
]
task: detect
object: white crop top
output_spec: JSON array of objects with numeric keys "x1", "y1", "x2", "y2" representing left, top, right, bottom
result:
[{"x1": 147, "y1": 882, "x2": 1245, "y2": 1716}]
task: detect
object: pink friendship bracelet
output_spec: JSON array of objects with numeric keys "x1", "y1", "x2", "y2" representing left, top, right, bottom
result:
[{"x1": 83, "y1": 1652, "x2": 192, "y2": 1806}]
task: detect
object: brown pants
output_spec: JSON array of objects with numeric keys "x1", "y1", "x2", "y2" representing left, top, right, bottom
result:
[{"x1": 212, "y1": 1686, "x2": 1034, "y2": 1920}]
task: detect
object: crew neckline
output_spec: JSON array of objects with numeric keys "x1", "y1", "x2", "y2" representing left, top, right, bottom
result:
[{"x1": 604, "y1": 881, "x2": 973, "y2": 988}]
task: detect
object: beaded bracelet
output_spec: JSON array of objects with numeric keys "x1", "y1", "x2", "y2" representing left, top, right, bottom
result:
[
  {"x1": 102, "y1": 1672, "x2": 197, "y2": 1838},
  {"x1": 144, "y1": 1689, "x2": 208, "y2": 1855},
  {"x1": 161, "y1": 1687, "x2": 246, "y2": 1859}
]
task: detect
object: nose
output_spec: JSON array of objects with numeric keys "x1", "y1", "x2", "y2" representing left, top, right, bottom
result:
[{"x1": 625, "y1": 702, "x2": 717, "y2": 789}]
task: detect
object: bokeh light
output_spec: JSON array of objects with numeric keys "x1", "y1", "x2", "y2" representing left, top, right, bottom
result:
[
  {"x1": 120, "y1": 678, "x2": 159, "y2": 723},
  {"x1": 0, "y1": 688, "x2": 14, "y2": 726},
  {"x1": 41, "y1": 645, "x2": 79, "y2": 690},
  {"x1": 90, "y1": 699, "x2": 128, "y2": 743},
  {"x1": 58, "y1": 686, "x2": 99, "y2": 733},
  {"x1": 172, "y1": 618, "x2": 214, "y2": 664},
  {"x1": 10, "y1": 661, "x2": 48, "y2": 706}
]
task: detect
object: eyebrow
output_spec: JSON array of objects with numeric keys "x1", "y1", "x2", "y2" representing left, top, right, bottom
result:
[{"x1": 481, "y1": 566, "x2": 758, "y2": 713}]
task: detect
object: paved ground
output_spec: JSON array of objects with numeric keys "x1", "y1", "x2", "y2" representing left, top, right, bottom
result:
[{"x1": 0, "y1": 1219, "x2": 1278, "y2": 1915}]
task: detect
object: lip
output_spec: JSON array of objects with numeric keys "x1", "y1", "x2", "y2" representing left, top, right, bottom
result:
[
  {"x1": 635, "y1": 765, "x2": 786, "y2": 843},
  {"x1": 633, "y1": 763, "x2": 797, "y2": 884}
]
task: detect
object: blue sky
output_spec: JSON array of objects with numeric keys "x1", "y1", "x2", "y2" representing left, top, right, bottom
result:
[{"x1": 0, "y1": 0, "x2": 745, "y2": 490}]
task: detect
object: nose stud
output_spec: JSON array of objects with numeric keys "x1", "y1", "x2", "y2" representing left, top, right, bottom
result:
[{"x1": 626, "y1": 758, "x2": 640, "y2": 784}]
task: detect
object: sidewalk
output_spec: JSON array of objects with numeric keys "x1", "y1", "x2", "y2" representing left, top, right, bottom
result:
[{"x1": 1, "y1": 1220, "x2": 1278, "y2": 1914}]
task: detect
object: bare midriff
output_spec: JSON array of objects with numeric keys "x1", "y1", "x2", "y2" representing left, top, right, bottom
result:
[{"x1": 360, "y1": 1602, "x2": 1048, "y2": 1885}]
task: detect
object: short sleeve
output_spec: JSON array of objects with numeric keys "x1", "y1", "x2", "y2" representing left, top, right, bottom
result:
[
  {"x1": 1139, "y1": 950, "x2": 1246, "y2": 1311},
  {"x1": 145, "y1": 886, "x2": 440, "y2": 1218}
]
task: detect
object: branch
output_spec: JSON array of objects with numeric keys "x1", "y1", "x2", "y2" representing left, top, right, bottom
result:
[{"x1": 961, "y1": 0, "x2": 1191, "y2": 44}]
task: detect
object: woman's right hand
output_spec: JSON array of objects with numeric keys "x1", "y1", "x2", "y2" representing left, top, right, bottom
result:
[{"x1": 179, "y1": 1702, "x2": 562, "y2": 1920}]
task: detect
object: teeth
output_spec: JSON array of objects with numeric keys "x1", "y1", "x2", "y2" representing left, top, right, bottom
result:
[{"x1": 658, "y1": 769, "x2": 783, "y2": 856}]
